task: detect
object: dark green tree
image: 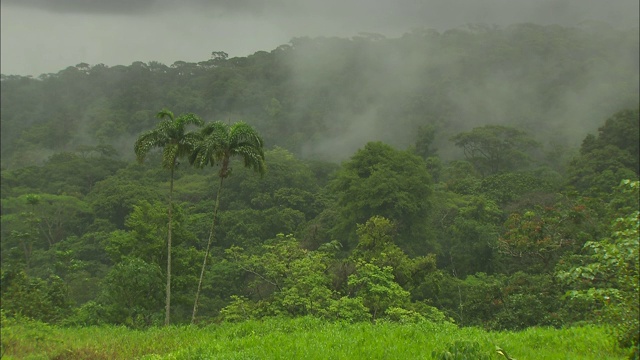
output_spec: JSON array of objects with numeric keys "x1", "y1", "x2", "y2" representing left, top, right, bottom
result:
[
  {"x1": 330, "y1": 142, "x2": 433, "y2": 253},
  {"x1": 567, "y1": 109, "x2": 639, "y2": 195},
  {"x1": 594, "y1": 109, "x2": 640, "y2": 173},
  {"x1": 97, "y1": 257, "x2": 164, "y2": 327},
  {"x1": 450, "y1": 125, "x2": 539, "y2": 177},
  {"x1": 133, "y1": 108, "x2": 204, "y2": 325},
  {"x1": 414, "y1": 124, "x2": 438, "y2": 160},
  {"x1": 188, "y1": 121, "x2": 265, "y2": 323},
  {"x1": 0, "y1": 270, "x2": 71, "y2": 323},
  {"x1": 558, "y1": 180, "x2": 639, "y2": 350}
]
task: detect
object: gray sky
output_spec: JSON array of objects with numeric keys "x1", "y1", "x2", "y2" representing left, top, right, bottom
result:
[{"x1": 2, "y1": 0, "x2": 638, "y2": 76}]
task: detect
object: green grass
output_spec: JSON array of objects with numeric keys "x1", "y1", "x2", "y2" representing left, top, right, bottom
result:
[{"x1": 1, "y1": 317, "x2": 626, "y2": 360}]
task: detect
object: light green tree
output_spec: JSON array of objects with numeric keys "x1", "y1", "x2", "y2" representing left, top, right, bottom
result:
[
  {"x1": 348, "y1": 262, "x2": 411, "y2": 321},
  {"x1": 223, "y1": 234, "x2": 337, "y2": 319}
]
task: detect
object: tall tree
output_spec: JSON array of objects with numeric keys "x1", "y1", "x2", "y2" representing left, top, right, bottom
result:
[
  {"x1": 329, "y1": 142, "x2": 433, "y2": 254},
  {"x1": 189, "y1": 121, "x2": 265, "y2": 323},
  {"x1": 133, "y1": 108, "x2": 204, "y2": 326}
]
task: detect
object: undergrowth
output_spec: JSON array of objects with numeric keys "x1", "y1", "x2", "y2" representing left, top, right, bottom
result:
[{"x1": 1, "y1": 316, "x2": 628, "y2": 360}]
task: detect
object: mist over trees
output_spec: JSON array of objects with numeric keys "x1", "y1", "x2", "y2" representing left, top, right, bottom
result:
[
  {"x1": 1, "y1": 23, "x2": 638, "y2": 167},
  {"x1": 1, "y1": 22, "x2": 639, "y2": 357}
]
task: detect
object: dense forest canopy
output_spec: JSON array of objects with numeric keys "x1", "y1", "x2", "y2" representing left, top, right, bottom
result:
[
  {"x1": 1, "y1": 21, "x2": 639, "y2": 357},
  {"x1": 1, "y1": 23, "x2": 638, "y2": 166}
]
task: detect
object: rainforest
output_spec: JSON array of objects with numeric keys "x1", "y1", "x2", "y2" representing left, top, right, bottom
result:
[{"x1": 1, "y1": 23, "x2": 638, "y2": 359}]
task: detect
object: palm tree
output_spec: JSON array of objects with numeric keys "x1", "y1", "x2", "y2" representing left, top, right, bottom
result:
[
  {"x1": 134, "y1": 108, "x2": 204, "y2": 326},
  {"x1": 189, "y1": 121, "x2": 265, "y2": 323}
]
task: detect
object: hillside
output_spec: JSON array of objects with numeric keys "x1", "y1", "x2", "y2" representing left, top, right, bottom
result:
[{"x1": 1, "y1": 23, "x2": 638, "y2": 167}]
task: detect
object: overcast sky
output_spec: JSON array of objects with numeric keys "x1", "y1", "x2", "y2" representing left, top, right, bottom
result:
[{"x1": 2, "y1": 0, "x2": 638, "y2": 77}]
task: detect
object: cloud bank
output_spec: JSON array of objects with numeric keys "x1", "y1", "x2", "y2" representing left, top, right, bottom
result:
[{"x1": 2, "y1": 0, "x2": 638, "y2": 76}]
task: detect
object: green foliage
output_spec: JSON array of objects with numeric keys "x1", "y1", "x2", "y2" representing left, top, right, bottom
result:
[
  {"x1": 428, "y1": 192, "x2": 502, "y2": 277},
  {"x1": 383, "y1": 306, "x2": 426, "y2": 324},
  {"x1": 189, "y1": 121, "x2": 266, "y2": 178},
  {"x1": 441, "y1": 160, "x2": 481, "y2": 195},
  {"x1": 2, "y1": 193, "x2": 93, "y2": 253},
  {"x1": 432, "y1": 340, "x2": 493, "y2": 360},
  {"x1": 330, "y1": 142, "x2": 433, "y2": 251},
  {"x1": 0, "y1": 311, "x2": 57, "y2": 359},
  {"x1": 222, "y1": 225, "x2": 445, "y2": 325},
  {"x1": 558, "y1": 180, "x2": 639, "y2": 349},
  {"x1": 414, "y1": 124, "x2": 438, "y2": 159},
  {"x1": 0, "y1": 270, "x2": 71, "y2": 323},
  {"x1": 216, "y1": 147, "x2": 322, "y2": 215},
  {"x1": 489, "y1": 272, "x2": 564, "y2": 330},
  {"x1": 97, "y1": 257, "x2": 164, "y2": 327},
  {"x1": 134, "y1": 108, "x2": 206, "y2": 324},
  {"x1": 450, "y1": 125, "x2": 539, "y2": 177},
  {"x1": 434, "y1": 271, "x2": 564, "y2": 330},
  {"x1": 351, "y1": 216, "x2": 438, "y2": 296},
  {"x1": 218, "y1": 295, "x2": 256, "y2": 323},
  {"x1": 189, "y1": 118, "x2": 266, "y2": 323},
  {"x1": 2, "y1": 24, "x2": 638, "y2": 169},
  {"x1": 1, "y1": 152, "x2": 125, "y2": 197},
  {"x1": 567, "y1": 109, "x2": 639, "y2": 195},
  {"x1": 48, "y1": 152, "x2": 126, "y2": 195},
  {"x1": 85, "y1": 172, "x2": 162, "y2": 228},
  {"x1": 0, "y1": 316, "x2": 628, "y2": 360},
  {"x1": 104, "y1": 200, "x2": 195, "y2": 264},
  {"x1": 135, "y1": 108, "x2": 204, "y2": 170},
  {"x1": 568, "y1": 145, "x2": 637, "y2": 195},
  {"x1": 326, "y1": 296, "x2": 371, "y2": 323},
  {"x1": 584, "y1": 109, "x2": 640, "y2": 173},
  {"x1": 497, "y1": 197, "x2": 598, "y2": 274},
  {"x1": 478, "y1": 171, "x2": 557, "y2": 205},
  {"x1": 0, "y1": 56, "x2": 637, "y2": 341},
  {"x1": 101, "y1": 200, "x2": 198, "y2": 324},
  {"x1": 216, "y1": 207, "x2": 306, "y2": 250},
  {"x1": 223, "y1": 234, "x2": 336, "y2": 320},
  {"x1": 347, "y1": 262, "x2": 411, "y2": 321}
]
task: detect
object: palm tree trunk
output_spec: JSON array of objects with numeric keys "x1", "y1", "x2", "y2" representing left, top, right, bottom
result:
[
  {"x1": 191, "y1": 174, "x2": 224, "y2": 324},
  {"x1": 165, "y1": 165, "x2": 174, "y2": 326}
]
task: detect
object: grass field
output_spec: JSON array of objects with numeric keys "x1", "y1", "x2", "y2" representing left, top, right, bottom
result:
[{"x1": 1, "y1": 316, "x2": 627, "y2": 359}]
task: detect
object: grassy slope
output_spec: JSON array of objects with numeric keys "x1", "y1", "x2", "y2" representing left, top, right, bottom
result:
[{"x1": 2, "y1": 317, "x2": 625, "y2": 360}]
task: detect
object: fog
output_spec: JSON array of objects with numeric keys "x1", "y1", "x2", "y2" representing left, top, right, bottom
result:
[
  {"x1": 286, "y1": 26, "x2": 639, "y2": 161},
  {"x1": 0, "y1": 0, "x2": 638, "y2": 166},
  {"x1": 2, "y1": 0, "x2": 638, "y2": 76}
]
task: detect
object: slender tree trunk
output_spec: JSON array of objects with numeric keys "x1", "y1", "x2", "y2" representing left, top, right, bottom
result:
[
  {"x1": 165, "y1": 166, "x2": 174, "y2": 326},
  {"x1": 191, "y1": 174, "x2": 225, "y2": 324}
]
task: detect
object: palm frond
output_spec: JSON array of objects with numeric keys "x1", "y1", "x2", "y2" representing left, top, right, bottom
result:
[
  {"x1": 134, "y1": 130, "x2": 166, "y2": 163},
  {"x1": 232, "y1": 145, "x2": 266, "y2": 176},
  {"x1": 189, "y1": 120, "x2": 266, "y2": 175},
  {"x1": 176, "y1": 113, "x2": 205, "y2": 128},
  {"x1": 229, "y1": 122, "x2": 264, "y2": 149},
  {"x1": 134, "y1": 108, "x2": 204, "y2": 168},
  {"x1": 162, "y1": 144, "x2": 180, "y2": 169},
  {"x1": 156, "y1": 108, "x2": 175, "y2": 121}
]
